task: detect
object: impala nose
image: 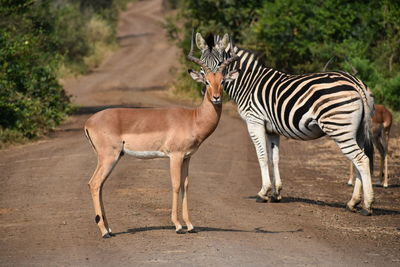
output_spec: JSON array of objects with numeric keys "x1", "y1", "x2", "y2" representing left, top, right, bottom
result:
[{"x1": 212, "y1": 96, "x2": 222, "y2": 104}]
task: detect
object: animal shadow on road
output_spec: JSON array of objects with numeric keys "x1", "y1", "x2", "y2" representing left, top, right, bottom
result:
[
  {"x1": 247, "y1": 196, "x2": 400, "y2": 216},
  {"x1": 114, "y1": 226, "x2": 303, "y2": 236},
  {"x1": 374, "y1": 184, "x2": 400, "y2": 188},
  {"x1": 74, "y1": 105, "x2": 145, "y2": 115}
]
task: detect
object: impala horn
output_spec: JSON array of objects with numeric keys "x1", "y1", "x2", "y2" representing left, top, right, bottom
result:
[{"x1": 217, "y1": 36, "x2": 240, "y2": 73}]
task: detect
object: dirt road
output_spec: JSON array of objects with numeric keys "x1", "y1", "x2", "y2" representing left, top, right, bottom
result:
[{"x1": 1, "y1": 0, "x2": 399, "y2": 266}]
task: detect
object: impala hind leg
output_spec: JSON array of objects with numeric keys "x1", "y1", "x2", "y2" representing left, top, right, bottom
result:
[
  {"x1": 247, "y1": 121, "x2": 272, "y2": 202},
  {"x1": 180, "y1": 158, "x2": 196, "y2": 233},
  {"x1": 383, "y1": 153, "x2": 388, "y2": 188},
  {"x1": 88, "y1": 150, "x2": 121, "y2": 238},
  {"x1": 170, "y1": 154, "x2": 185, "y2": 233},
  {"x1": 383, "y1": 129, "x2": 390, "y2": 187},
  {"x1": 375, "y1": 132, "x2": 389, "y2": 188}
]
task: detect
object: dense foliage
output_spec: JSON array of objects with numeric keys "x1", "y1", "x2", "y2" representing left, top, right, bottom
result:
[
  {"x1": 167, "y1": 0, "x2": 400, "y2": 111},
  {"x1": 0, "y1": 0, "x2": 130, "y2": 144}
]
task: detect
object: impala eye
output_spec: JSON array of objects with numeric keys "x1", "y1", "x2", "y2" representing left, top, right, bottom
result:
[{"x1": 205, "y1": 80, "x2": 210, "y2": 86}]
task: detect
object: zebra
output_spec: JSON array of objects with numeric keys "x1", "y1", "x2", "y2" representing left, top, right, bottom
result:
[{"x1": 193, "y1": 32, "x2": 375, "y2": 215}]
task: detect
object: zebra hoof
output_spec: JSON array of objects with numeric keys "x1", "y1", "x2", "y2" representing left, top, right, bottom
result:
[
  {"x1": 176, "y1": 229, "x2": 186, "y2": 234},
  {"x1": 102, "y1": 233, "x2": 113, "y2": 239},
  {"x1": 270, "y1": 195, "x2": 281, "y2": 203},
  {"x1": 346, "y1": 203, "x2": 357, "y2": 213},
  {"x1": 188, "y1": 228, "x2": 197, "y2": 234},
  {"x1": 360, "y1": 208, "x2": 372, "y2": 216},
  {"x1": 256, "y1": 196, "x2": 268, "y2": 203}
]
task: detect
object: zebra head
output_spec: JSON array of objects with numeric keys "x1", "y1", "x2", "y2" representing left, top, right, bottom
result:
[
  {"x1": 187, "y1": 31, "x2": 240, "y2": 104},
  {"x1": 195, "y1": 32, "x2": 231, "y2": 73}
]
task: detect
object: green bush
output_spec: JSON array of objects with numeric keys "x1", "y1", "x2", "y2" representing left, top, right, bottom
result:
[
  {"x1": 0, "y1": 27, "x2": 71, "y2": 140},
  {"x1": 168, "y1": 0, "x2": 400, "y2": 111},
  {"x1": 0, "y1": 0, "x2": 133, "y2": 145}
]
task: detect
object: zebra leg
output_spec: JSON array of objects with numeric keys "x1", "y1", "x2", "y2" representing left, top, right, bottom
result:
[
  {"x1": 247, "y1": 121, "x2": 271, "y2": 202},
  {"x1": 351, "y1": 152, "x2": 373, "y2": 215},
  {"x1": 347, "y1": 168, "x2": 362, "y2": 211},
  {"x1": 347, "y1": 162, "x2": 355, "y2": 186},
  {"x1": 268, "y1": 134, "x2": 282, "y2": 202},
  {"x1": 331, "y1": 137, "x2": 373, "y2": 215}
]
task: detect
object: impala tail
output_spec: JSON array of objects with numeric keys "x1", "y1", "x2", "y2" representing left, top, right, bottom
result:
[{"x1": 84, "y1": 128, "x2": 97, "y2": 153}]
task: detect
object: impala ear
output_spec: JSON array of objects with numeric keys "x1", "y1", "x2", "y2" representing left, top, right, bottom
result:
[
  {"x1": 188, "y1": 69, "x2": 206, "y2": 84},
  {"x1": 224, "y1": 69, "x2": 240, "y2": 82},
  {"x1": 216, "y1": 33, "x2": 229, "y2": 53},
  {"x1": 200, "y1": 86, "x2": 206, "y2": 96},
  {"x1": 196, "y1": 33, "x2": 208, "y2": 52}
]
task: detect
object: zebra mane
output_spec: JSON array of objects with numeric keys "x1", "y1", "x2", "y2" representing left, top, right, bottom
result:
[
  {"x1": 229, "y1": 44, "x2": 269, "y2": 69},
  {"x1": 212, "y1": 33, "x2": 269, "y2": 67},
  {"x1": 204, "y1": 33, "x2": 215, "y2": 51}
]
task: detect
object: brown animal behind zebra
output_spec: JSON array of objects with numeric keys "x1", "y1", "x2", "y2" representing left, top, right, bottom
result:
[{"x1": 348, "y1": 104, "x2": 393, "y2": 187}]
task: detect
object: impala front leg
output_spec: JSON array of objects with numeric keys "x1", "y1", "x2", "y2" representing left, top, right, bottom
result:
[
  {"x1": 170, "y1": 153, "x2": 185, "y2": 234},
  {"x1": 181, "y1": 158, "x2": 196, "y2": 233}
]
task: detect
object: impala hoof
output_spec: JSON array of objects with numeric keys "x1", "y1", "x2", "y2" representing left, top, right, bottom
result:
[
  {"x1": 360, "y1": 208, "x2": 372, "y2": 216},
  {"x1": 347, "y1": 183, "x2": 353, "y2": 187},
  {"x1": 176, "y1": 229, "x2": 186, "y2": 234},
  {"x1": 188, "y1": 228, "x2": 197, "y2": 234},
  {"x1": 102, "y1": 233, "x2": 112, "y2": 239},
  {"x1": 256, "y1": 196, "x2": 268, "y2": 203}
]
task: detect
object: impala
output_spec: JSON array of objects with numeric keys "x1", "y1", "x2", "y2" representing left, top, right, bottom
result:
[
  {"x1": 348, "y1": 104, "x2": 393, "y2": 187},
  {"x1": 84, "y1": 35, "x2": 239, "y2": 238}
]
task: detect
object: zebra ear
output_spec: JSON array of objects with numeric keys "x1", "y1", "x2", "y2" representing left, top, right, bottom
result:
[
  {"x1": 224, "y1": 69, "x2": 240, "y2": 82},
  {"x1": 188, "y1": 69, "x2": 206, "y2": 84},
  {"x1": 195, "y1": 33, "x2": 208, "y2": 52},
  {"x1": 216, "y1": 33, "x2": 229, "y2": 53}
]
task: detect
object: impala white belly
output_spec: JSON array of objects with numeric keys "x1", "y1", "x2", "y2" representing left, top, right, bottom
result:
[{"x1": 123, "y1": 148, "x2": 168, "y2": 159}]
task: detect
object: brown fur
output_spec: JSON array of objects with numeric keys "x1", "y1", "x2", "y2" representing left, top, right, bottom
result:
[{"x1": 84, "y1": 69, "x2": 237, "y2": 237}]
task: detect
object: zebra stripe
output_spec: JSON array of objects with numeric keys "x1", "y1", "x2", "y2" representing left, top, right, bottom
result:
[
  {"x1": 203, "y1": 44, "x2": 372, "y2": 142},
  {"x1": 197, "y1": 33, "x2": 375, "y2": 213}
]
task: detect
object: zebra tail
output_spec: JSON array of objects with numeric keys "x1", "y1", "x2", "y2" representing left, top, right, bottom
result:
[
  {"x1": 360, "y1": 83, "x2": 375, "y2": 173},
  {"x1": 364, "y1": 128, "x2": 374, "y2": 173}
]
